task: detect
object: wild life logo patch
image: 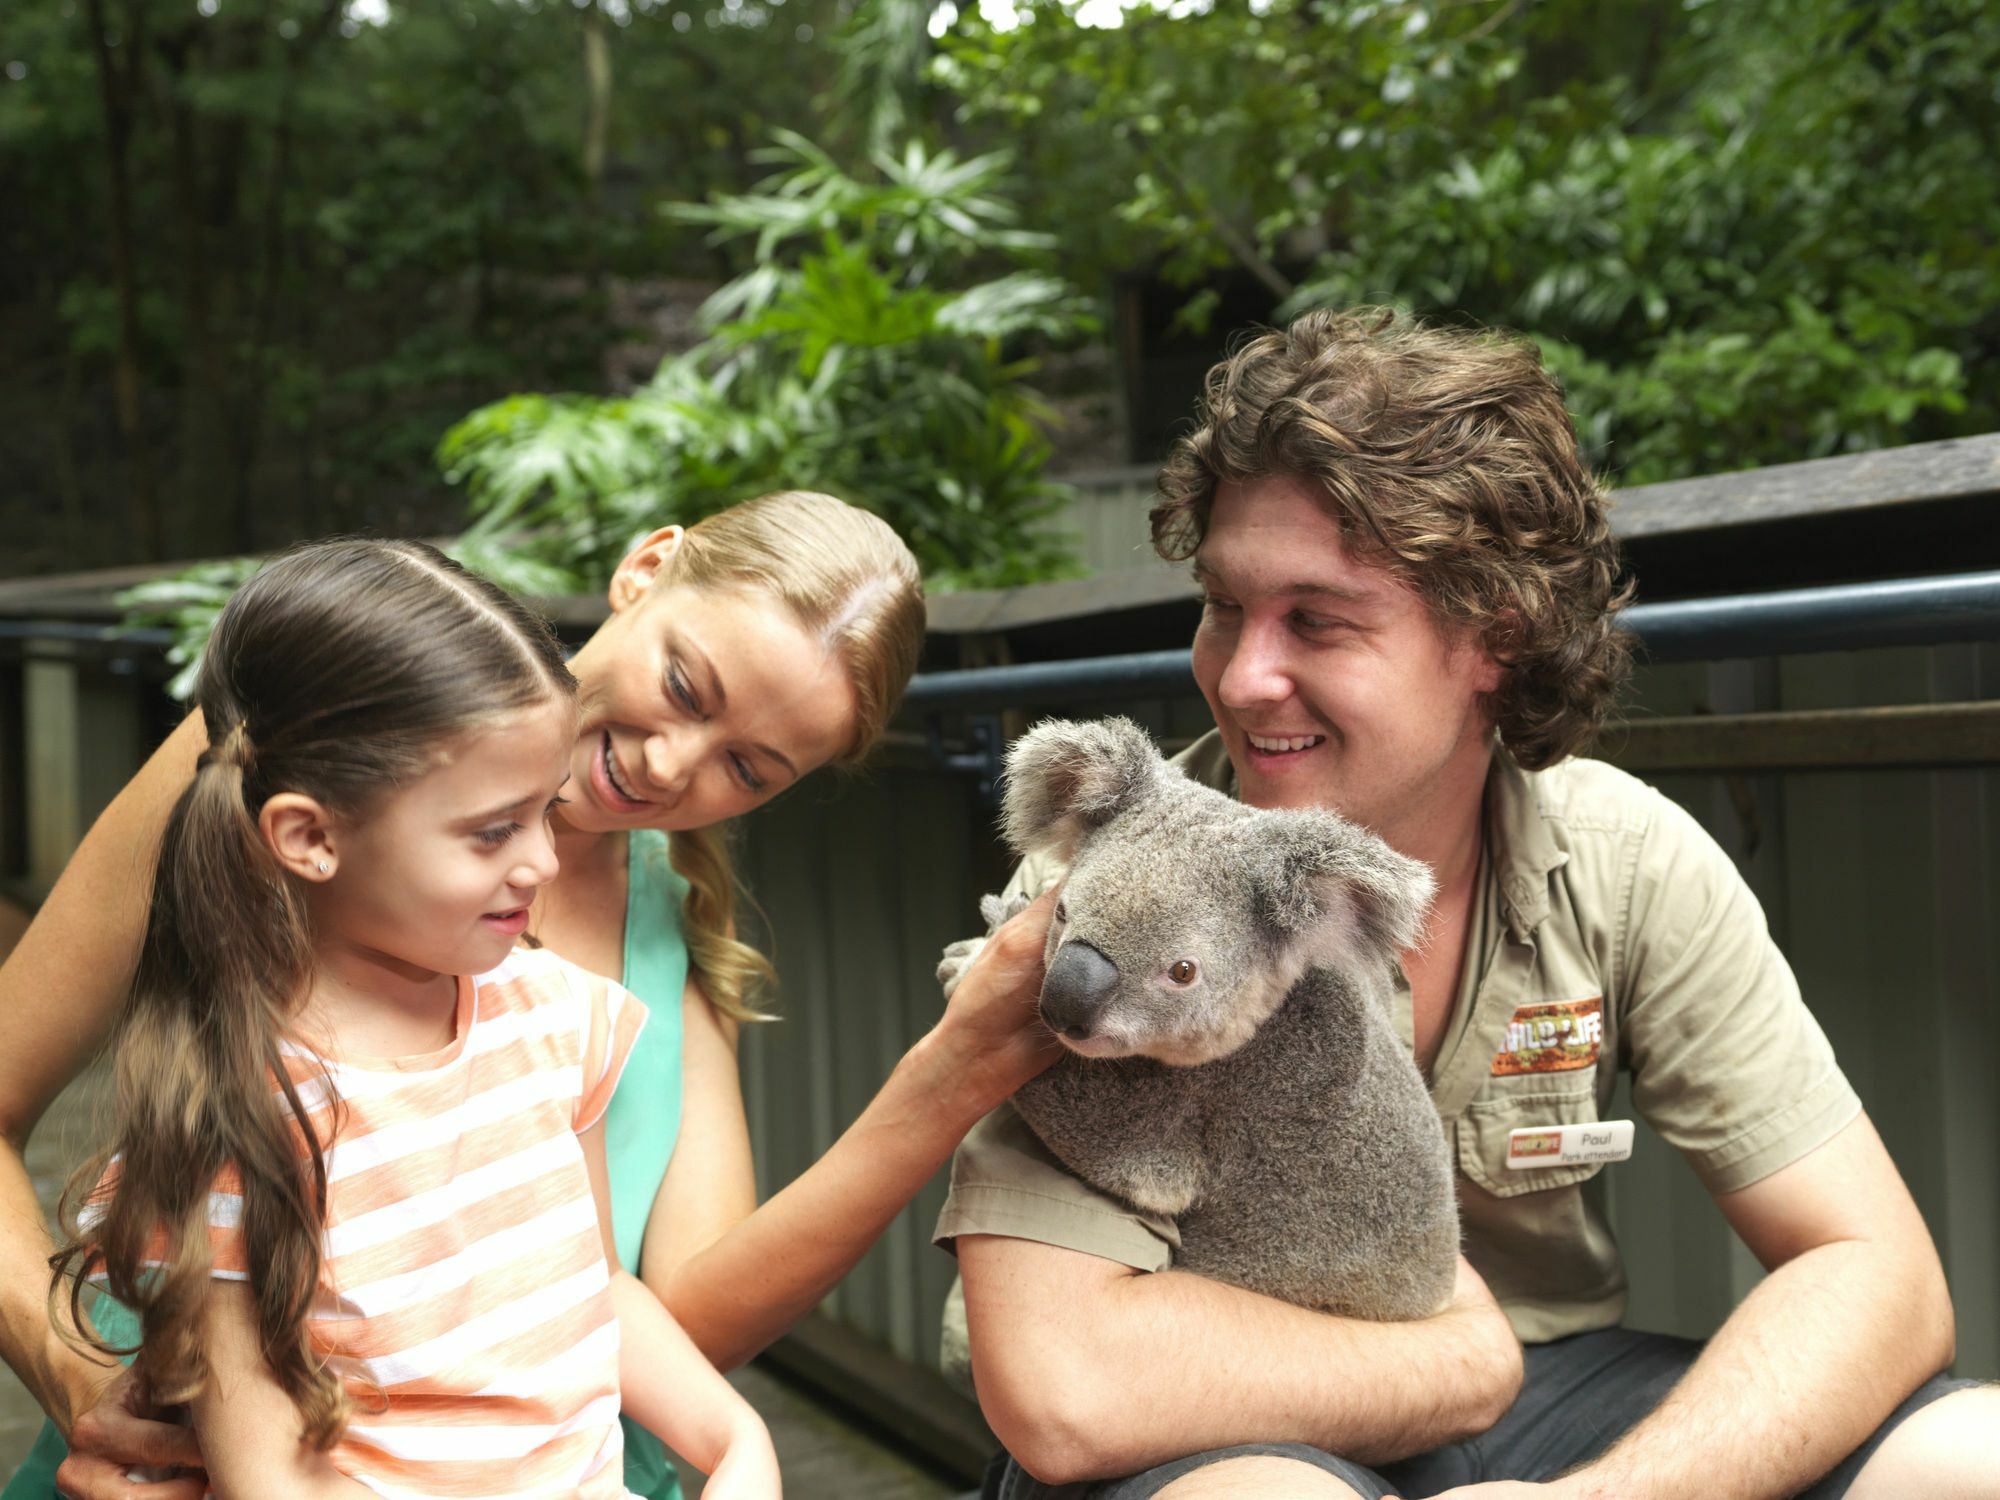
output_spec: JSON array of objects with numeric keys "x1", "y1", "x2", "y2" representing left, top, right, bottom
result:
[{"x1": 1491, "y1": 996, "x2": 1604, "y2": 1076}]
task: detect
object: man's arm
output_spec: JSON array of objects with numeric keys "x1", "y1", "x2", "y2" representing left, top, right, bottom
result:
[
  {"x1": 959, "y1": 1233, "x2": 1523, "y2": 1485},
  {"x1": 1439, "y1": 1112, "x2": 1952, "y2": 1500}
]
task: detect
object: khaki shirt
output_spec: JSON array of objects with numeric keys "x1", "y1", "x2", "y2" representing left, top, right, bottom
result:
[{"x1": 935, "y1": 732, "x2": 1860, "y2": 1365}]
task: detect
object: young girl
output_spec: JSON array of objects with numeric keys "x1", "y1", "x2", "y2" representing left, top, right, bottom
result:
[{"x1": 49, "y1": 540, "x2": 780, "y2": 1499}]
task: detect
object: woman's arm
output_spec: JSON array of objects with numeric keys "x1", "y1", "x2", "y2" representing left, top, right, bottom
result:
[
  {"x1": 0, "y1": 711, "x2": 206, "y2": 1453},
  {"x1": 188, "y1": 1283, "x2": 370, "y2": 1500},
  {"x1": 579, "y1": 1120, "x2": 780, "y2": 1497},
  {"x1": 639, "y1": 894, "x2": 1055, "y2": 1370}
]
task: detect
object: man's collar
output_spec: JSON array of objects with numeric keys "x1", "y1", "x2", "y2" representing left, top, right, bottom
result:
[{"x1": 1485, "y1": 750, "x2": 1568, "y2": 942}]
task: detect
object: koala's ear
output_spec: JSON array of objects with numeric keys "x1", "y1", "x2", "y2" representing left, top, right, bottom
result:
[
  {"x1": 1251, "y1": 809, "x2": 1436, "y2": 969},
  {"x1": 1000, "y1": 717, "x2": 1161, "y2": 860}
]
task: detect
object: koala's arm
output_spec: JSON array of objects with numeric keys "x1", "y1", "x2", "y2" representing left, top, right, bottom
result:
[
  {"x1": 1012, "y1": 1065, "x2": 1207, "y2": 1218},
  {"x1": 958, "y1": 1235, "x2": 1521, "y2": 1484}
]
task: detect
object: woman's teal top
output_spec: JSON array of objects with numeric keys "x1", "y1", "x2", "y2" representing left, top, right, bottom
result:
[
  {"x1": 607, "y1": 829, "x2": 692, "y2": 1500},
  {"x1": 5, "y1": 830, "x2": 692, "y2": 1500}
]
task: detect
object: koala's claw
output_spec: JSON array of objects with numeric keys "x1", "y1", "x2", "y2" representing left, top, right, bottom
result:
[
  {"x1": 936, "y1": 937, "x2": 986, "y2": 1000},
  {"x1": 938, "y1": 890, "x2": 1034, "y2": 1000}
]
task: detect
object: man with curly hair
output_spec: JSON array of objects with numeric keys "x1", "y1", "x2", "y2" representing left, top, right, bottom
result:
[{"x1": 936, "y1": 309, "x2": 1996, "y2": 1499}]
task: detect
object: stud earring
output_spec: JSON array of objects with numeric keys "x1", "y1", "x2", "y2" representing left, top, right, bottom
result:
[{"x1": 316, "y1": 860, "x2": 331, "y2": 875}]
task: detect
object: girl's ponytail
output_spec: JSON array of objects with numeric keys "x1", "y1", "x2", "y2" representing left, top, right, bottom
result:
[{"x1": 55, "y1": 713, "x2": 346, "y2": 1444}]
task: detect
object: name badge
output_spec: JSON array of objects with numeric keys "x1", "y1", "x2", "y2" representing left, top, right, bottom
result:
[{"x1": 1505, "y1": 1120, "x2": 1634, "y2": 1170}]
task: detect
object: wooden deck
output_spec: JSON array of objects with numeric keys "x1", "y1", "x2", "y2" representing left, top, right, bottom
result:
[{"x1": 674, "y1": 1364, "x2": 964, "y2": 1499}]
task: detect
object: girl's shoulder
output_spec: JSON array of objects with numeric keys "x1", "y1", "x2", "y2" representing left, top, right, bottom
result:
[
  {"x1": 474, "y1": 946, "x2": 643, "y2": 1025},
  {"x1": 473, "y1": 949, "x2": 650, "y2": 1130}
]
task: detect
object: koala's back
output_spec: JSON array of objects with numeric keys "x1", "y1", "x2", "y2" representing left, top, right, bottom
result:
[{"x1": 1017, "y1": 964, "x2": 1457, "y2": 1320}]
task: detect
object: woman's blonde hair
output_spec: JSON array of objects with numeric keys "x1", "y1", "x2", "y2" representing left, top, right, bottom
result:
[
  {"x1": 51, "y1": 540, "x2": 574, "y2": 1449},
  {"x1": 656, "y1": 491, "x2": 924, "y2": 1020}
]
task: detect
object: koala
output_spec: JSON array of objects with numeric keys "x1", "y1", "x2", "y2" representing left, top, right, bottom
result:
[{"x1": 940, "y1": 717, "x2": 1458, "y2": 1320}]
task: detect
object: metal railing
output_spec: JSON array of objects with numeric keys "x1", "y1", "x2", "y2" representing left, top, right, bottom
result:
[
  {"x1": 901, "y1": 570, "x2": 2000, "y2": 790},
  {"x1": 903, "y1": 570, "x2": 2000, "y2": 713},
  {"x1": 0, "y1": 621, "x2": 174, "y2": 648}
]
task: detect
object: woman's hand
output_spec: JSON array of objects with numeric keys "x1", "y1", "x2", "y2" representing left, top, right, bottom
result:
[
  {"x1": 55, "y1": 1366, "x2": 205, "y2": 1500},
  {"x1": 0, "y1": 712, "x2": 205, "y2": 1442},
  {"x1": 930, "y1": 889, "x2": 1058, "y2": 1104}
]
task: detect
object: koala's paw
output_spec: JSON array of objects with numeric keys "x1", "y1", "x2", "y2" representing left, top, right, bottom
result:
[
  {"x1": 937, "y1": 892, "x2": 1034, "y2": 1000},
  {"x1": 978, "y1": 891, "x2": 1032, "y2": 933},
  {"x1": 936, "y1": 936, "x2": 988, "y2": 1000}
]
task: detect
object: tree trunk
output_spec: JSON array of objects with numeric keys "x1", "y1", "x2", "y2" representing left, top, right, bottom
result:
[
  {"x1": 239, "y1": 0, "x2": 346, "y2": 549},
  {"x1": 582, "y1": 2, "x2": 612, "y2": 200},
  {"x1": 52, "y1": 345, "x2": 86, "y2": 539},
  {"x1": 580, "y1": 0, "x2": 612, "y2": 308},
  {"x1": 84, "y1": 0, "x2": 162, "y2": 560},
  {"x1": 167, "y1": 56, "x2": 236, "y2": 554}
]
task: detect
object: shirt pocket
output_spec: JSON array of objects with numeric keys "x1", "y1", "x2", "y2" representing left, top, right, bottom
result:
[{"x1": 1456, "y1": 1074, "x2": 1606, "y2": 1199}]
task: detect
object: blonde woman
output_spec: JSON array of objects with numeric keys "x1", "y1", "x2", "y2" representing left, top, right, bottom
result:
[{"x1": 0, "y1": 492, "x2": 1052, "y2": 1500}]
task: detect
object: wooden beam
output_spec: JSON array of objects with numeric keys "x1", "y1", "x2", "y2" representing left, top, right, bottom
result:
[
  {"x1": 1612, "y1": 433, "x2": 2000, "y2": 540},
  {"x1": 1595, "y1": 702, "x2": 2000, "y2": 773},
  {"x1": 5, "y1": 437, "x2": 1994, "y2": 634},
  {"x1": 1060, "y1": 436, "x2": 2000, "y2": 544}
]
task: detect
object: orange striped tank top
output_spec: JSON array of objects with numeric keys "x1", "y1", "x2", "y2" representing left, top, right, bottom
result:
[{"x1": 111, "y1": 948, "x2": 649, "y2": 1497}]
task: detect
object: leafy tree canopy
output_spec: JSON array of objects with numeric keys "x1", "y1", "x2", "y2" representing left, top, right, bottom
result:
[
  {"x1": 937, "y1": 0, "x2": 1999, "y2": 483},
  {"x1": 9, "y1": 0, "x2": 1989, "y2": 644},
  {"x1": 440, "y1": 129, "x2": 1094, "y2": 593},
  {"x1": 4, "y1": 0, "x2": 851, "y2": 573}
]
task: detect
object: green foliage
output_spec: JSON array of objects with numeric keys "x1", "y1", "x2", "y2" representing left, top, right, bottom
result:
[
  {"x1": 826, "y1": 0, "x2": 943, "y2": 157},
  {"x1": 938, "y1": 0, "x2": 1529, "y2": 288},
  {"x1": 115, "y1": 560, "x2": 265, "y2": 701},
  {"x1": 5, "y1": 0, "x2": 854, "y2": 572},
  {"x1": 82, "y1": 0, "x2": 2000, "y2": 691},
  {"x1": 441, "y1": 132, "x2": 1094, "y2": 592},
  {"x1": 939, "y1": 0, "x2": 2000, "y2": 484}
]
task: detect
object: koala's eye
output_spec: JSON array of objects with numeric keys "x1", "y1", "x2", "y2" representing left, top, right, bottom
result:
[
  {"x1": 1168, "y1": 959, "x2": 1199, "y2": 986},
  {"x1": 1054, "y1": 900, "x2": 1067, "y2": 924}
]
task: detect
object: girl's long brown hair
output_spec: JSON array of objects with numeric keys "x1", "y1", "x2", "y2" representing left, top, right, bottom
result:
[{"x1": 50, "y1": 540, "x2": 573, "y2": 1447}]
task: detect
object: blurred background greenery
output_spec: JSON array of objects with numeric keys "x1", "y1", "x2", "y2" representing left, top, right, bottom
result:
[{"x1": 5, "y1": 0, "x2": 1996, "y2": 608}]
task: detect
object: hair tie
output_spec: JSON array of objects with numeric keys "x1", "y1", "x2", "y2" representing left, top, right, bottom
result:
[{"x1": 206, "y1": 719, "x2": 255, "y2": 775}]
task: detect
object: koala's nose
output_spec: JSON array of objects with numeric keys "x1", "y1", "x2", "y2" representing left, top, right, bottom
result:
[{"x1": 1040, "y1": 941, "x2": 1120, "y2": 1040}]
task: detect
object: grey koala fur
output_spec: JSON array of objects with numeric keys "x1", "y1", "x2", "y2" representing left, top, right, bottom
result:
[{"x1": 940, "y1": 717, "x2": 1458, "y2": 1319}]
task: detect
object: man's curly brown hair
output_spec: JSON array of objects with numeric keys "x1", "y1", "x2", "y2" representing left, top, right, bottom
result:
[{"x1": 1152, "y1": 307, "x2": 1634, "y2": 771}]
